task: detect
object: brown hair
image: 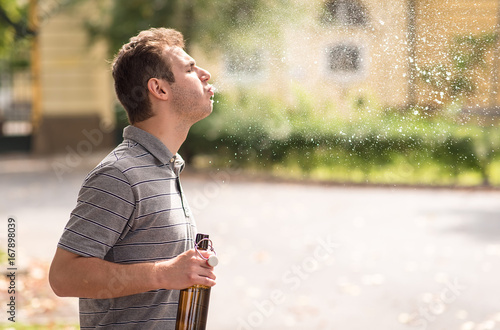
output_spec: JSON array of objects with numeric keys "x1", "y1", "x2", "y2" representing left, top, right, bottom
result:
[{"x1": 111, "y1": 28, "x2": 185, "y2": 124}]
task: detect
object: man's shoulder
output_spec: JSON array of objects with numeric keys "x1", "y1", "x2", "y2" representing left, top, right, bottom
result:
[
  {"x1": 86, "y1": 140, "x2": 151, "y2": 180},
  {"x1": 102, "y1": 140, "x2": 149, "y2": 168}
]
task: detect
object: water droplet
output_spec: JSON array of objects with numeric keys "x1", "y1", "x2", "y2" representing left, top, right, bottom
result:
[
  {"x1": 481, "y1": 320, "x2": 496, "y2": 329},
  {"x1": 461, "y1": 321, "x2": 475, "y2": 330},
  {"x1": 455, "y1": 309, "x2": 468, "y2": 320},
  {"x1": 398, "y1": 313, "x2": 411, "y2": 324}
]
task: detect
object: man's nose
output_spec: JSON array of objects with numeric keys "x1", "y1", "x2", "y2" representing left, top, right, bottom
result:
[{"x1": 198, "y1": 67, "x2": 211, "y2": 82}]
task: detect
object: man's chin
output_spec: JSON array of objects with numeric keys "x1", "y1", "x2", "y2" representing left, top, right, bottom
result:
[
  {"x1": 203, "y1": 108, "x2": 213, "y2": 119},
  {"x1": 206, "y1": 103, "x2": 214, "y2": 116},
  {"x1": 195, "y1": 106, "x2": 213, "y2": 123}
]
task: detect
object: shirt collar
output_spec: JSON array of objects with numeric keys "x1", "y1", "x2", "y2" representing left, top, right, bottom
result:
[{"x1": 122, "y1": 125, "x2": 184, "y2": 168}]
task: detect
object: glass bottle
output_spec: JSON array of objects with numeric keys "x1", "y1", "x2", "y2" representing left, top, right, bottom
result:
[{"x1": 175, "y1": 233, "x2": 214, "y2": 330}]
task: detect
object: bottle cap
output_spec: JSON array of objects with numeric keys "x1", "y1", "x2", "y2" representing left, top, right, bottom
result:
[{"x1": 207, "y1": 255, "x2": 219, "y2": 267}]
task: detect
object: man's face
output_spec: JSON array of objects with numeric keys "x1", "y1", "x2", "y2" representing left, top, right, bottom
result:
[{"x1": 167, "y1": 47, "x2": 214, "y2": 123}]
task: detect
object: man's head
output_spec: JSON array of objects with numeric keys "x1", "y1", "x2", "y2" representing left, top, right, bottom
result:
[{"x1": 112, "y1": 28, "x2": 185, "y2": 124}]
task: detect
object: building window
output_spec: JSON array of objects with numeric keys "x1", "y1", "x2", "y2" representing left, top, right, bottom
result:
[
  {"x1": 321, "y1": 0, "x2": 368, "y2": 26},
  {"x1": 328, "y1": 44, "x2": 362, "y2": 73},
  {"x1": 325, "y1": 42, "x2": 367, "y2": 83}
]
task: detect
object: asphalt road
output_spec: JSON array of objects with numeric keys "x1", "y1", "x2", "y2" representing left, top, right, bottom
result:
[{"x1": 1, "y1": 154, "x2": 500, "y2": 329}]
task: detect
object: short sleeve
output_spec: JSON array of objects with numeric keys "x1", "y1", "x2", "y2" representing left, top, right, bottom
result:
[{"x1": 58, "y1": 165, "x2": 136, "y2": 259}]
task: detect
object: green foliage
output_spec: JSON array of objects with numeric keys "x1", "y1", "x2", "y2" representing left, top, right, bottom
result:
[
  {"x1": 84, "y1": 0, "x2": 294, "y2": 57},
  {"x1": 0, "y1": 0, "x2": 31, "y2": 60},
  {"x1": 185, "y1": 90, "x2": 500, "y2": 186},
  {"x1": 0, "y1": 0, "x2": 80, "y2": 67},
  {"x1": 419, "y1": 32, "x2": 498, "y2": 104},
  {"x1": 451, "y1": 33, "x2": 498, "y2": 70},
  {"x1": 85, "y1": 0, "x2": 203, "y2": 55}
]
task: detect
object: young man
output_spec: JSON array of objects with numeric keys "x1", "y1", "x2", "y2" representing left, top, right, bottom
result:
[{"x1": 49, "y1": 28, "x2": 216, "y2": 329}]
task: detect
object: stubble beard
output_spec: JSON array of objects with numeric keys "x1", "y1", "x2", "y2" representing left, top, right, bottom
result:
[{"x1": 170, "y1": 85, "x2": 212, "y2": 127}]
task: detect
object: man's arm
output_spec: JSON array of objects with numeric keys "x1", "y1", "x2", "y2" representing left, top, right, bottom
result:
[{"x1": 49, "y1": 247, "x2": 216, "y2": 299}]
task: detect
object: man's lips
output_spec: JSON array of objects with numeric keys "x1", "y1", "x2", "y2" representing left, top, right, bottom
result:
[{"x1": 207, "y1": 85, "x2": 215, "y2": 96}]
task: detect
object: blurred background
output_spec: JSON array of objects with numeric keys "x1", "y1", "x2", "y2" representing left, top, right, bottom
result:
[
  {"x1": 1, "y1": 0, "x2": 500, "y2": 186},
  {"x1": 1, "y1": 0, "x2": 500, "y2": 329}
]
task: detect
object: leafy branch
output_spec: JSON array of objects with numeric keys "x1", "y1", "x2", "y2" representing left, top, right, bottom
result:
[{"x1": 419, "y1": 32, "x2": 498, "y2": 105}]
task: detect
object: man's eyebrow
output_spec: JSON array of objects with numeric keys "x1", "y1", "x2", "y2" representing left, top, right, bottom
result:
[{"x1": 186, "y1": 60, "x2": 196, "y2": 68}]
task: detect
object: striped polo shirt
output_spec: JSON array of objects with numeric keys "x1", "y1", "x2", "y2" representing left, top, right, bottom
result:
[{"x1": 58, "y1": 125, "x2": 197, "y2": 329}]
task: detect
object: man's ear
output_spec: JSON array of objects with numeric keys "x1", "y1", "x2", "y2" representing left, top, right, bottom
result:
[{"x1": 147, "y1": 78, "x2": 169, "y2": 101}]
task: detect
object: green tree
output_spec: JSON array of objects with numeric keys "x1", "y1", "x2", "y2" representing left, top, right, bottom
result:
[
  {"x1": 419, "y1": 32, "x2": 498, "y2": 106},
  {"x1": 0, "y1": 0, "x2": 33, "y2": 61},
  {"x1": 0, "y1": 0, "x2": 80, "y2": 65},
  {"x1": 85, "y1": 0, "x2": 294, "y2": 56}
]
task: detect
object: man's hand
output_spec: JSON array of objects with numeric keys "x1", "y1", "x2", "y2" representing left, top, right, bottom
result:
[{"x1": 155, "y1": 249, "x2": 217, "y2": 290}]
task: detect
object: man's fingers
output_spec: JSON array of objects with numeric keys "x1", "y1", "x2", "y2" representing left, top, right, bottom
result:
[
  {"x1": 201, "y1": 275, "x2": 216, "y2": 287},
  {"x1": 197, "y1": 266, "x2": 216, "y2": 280}
]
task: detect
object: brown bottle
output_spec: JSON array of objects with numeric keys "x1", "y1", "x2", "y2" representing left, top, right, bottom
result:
[{"x1": 175, "y1": 233, "x2": 212, "y2": 330}]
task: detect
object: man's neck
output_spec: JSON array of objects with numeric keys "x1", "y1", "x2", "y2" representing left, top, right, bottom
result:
[{"x1": 133, "y1": 118, "x2": 190, "y2": 155}]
